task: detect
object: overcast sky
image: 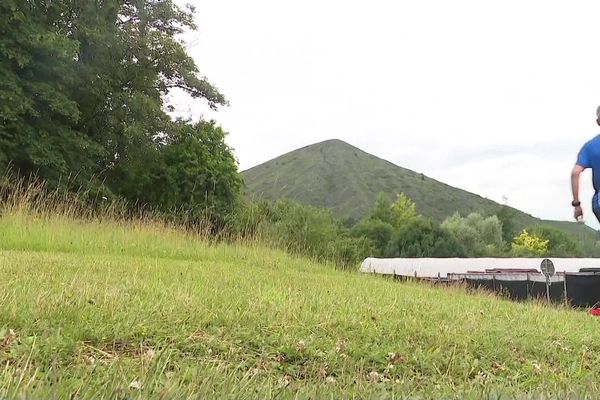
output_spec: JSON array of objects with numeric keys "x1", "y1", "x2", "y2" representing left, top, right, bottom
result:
[{"x1": 171, "y1": 0, "x2": 600, "y2": 228}]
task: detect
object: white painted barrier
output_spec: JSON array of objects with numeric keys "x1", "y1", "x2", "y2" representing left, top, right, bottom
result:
[{"x1": 359, "y1": 257, "x2": 600, "y2": 278}]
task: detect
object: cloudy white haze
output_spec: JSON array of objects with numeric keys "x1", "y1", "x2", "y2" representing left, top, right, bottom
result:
[{"x1": 170, "y1": 0, "x2": 600, "y2": 229}]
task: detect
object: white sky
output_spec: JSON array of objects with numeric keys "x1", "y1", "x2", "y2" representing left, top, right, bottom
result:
[{"x1": 170, "y1": 0, "x2": 600, "y2": 229}]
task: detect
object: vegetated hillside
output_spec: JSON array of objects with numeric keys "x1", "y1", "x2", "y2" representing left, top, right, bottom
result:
[
  {"x1": 242, "y1": 139, "x2": 597, "y2": 237},
  {"x1": 3, "y1": 212, "x2": 600, "y2": 398}
]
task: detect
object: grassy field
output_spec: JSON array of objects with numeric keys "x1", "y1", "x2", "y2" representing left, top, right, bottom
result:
[{"x1": 2, "y1": 212, "x2": 600, "y2": 399}]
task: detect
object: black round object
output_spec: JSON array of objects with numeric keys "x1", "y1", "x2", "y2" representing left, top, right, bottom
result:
[{"x1": 540, "y1": 259, "x2": 555, "y2": 277}]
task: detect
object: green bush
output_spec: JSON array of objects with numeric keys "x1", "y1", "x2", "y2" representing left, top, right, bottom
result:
[
  {"x1": 528, "y1": 225, "x2": 583, "y2": 257},
  {"x1": 441, "y1": 212, "x2": 504, "y2": 256},
  {"x1": 511, "y1": 230, "x2": 549, "y2": 257},
  {"x1": 351, "y1": 219, "x2": 395, "y2": 257},
  {"x1": 385, "y1": 217, "x2": 466, "y2": 257},
  {"x1": 230, "y1": 199, "x2": 369, "y2": 269}
]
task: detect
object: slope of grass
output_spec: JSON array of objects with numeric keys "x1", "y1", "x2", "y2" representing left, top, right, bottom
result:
[
  {"x1": 242, "y1": 139, "x2": 598, "y2": 244},
  {"x1": 2, "y1": 212, "x2": 600, "y2": 399}
]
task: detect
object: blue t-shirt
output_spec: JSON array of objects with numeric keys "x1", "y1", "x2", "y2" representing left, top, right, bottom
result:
[{"x1": 577, "y1": 134, "x2": 600, "y2": 192}]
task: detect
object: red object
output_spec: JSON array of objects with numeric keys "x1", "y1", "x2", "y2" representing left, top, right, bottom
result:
[{"x1": 590, "y1": 308, "x2": 600, "y2": 316}]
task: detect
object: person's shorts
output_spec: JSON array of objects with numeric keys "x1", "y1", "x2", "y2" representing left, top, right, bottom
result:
[{"x1": 592, "y1": 192, "x2": 600, "y2": 223}]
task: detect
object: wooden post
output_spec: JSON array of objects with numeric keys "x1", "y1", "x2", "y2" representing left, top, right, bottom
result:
[
  {"x1": 437, "y1": 272, "x2": 441, "y2": 284},
  {"x1": 563, "y1": 271, "x2": 568, "y2": 306}
]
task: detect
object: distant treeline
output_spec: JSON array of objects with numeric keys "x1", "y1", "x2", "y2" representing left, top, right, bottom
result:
[{"x1": 230, "y1": 193, "x2": 590, "y2": 269}]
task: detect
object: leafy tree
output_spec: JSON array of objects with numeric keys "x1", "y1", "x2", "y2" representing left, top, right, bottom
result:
[
  {"x1": 529, "y1": 226, "x2": 583, "y2": 257},
  {"x1": 162, "y1": 121, "x2": 242, "y2": 219},
  {"x1": 390, "y1": 193, "x2": 418, "y2": 227},
  {"x1": 0, "y1": 0, "x2": 99, "y2": 185},
  {"x1": 369, "y1": 192, "x2": 393, "y2": 224},
  {"x1": 511, "y1": 230, "x2": 549, "y2": 257},
  {"x1": 266, "y1": 199, "x2": 341, "y2": 259},
  {"x1": 351, "y1": 219, "x2": 395, "y2": 256},
  {"x1": 65, "y1": 1, "x2": 227, "y2": 179},
  {"x1": 441, "y1": 213, "x2": 481, "y2": 256},
  {"x1": 239, "y1": 199, "x2": 371, "y2": 268},
  {"x1": 368, "y1": 192, "x2": 418, "y2": 229},
  {"x1": 497, "y1": 205, "x2": 518, "y2": 246},
  {"x1": 0, "y1": 1, "x2": 241, "y2": 223},
  {"x1": 385, "y1": 217, "x2": 466, "y2": 258},
  {"x1": 353, "y1": 192, "x2": 419, "y2": 256},
  {"x1": 441, "y1": 212, "x2": 504, "y2": 256},
  {"x1": 110, "y1": 120, "x2": 242, "y2": 224}
]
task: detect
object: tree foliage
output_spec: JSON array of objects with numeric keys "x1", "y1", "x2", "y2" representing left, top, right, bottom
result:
[
  {"x1": 0, "y1": 0, "x2": 239, "y2": 222},
  {"x1": 511, "y1": 230, "x2": 549, "y2": 257},
  {"x1": 368, "y1": 192, "x2": 393, "y2": 224},
  {"x1": 368, "y1": 192, "x2": 417, "y2": 229},
  {"x1": 354, "y1": 193, "x2": 465, "y2": 258},
  {"x1": 496, "y1": 205, "x2": 518, "y2": 246},
  {"x1": 110, "y1": 120, "x2": 242, "y2": 222},
  {"x1": 528, "y1": 226, "x2": 583, "y2": 257},
  {"x1": 385, "y1": 217, "x2": 466, "y2": 258},
  {"x1": 0, "y1": 0, "x2": 92, "y2": 182},
  {"x1": 232, "y1": 199, "x2": 373, "y2": 269},
  {"x1": 351, "y1": 219, "x2": 395, "y2": 257},
  {"x1": 441, "y1": 213, "x2": 504, "y2": 256},
  {"x1": 390, "y1": 192, "x2": 418, "y2": 227}
]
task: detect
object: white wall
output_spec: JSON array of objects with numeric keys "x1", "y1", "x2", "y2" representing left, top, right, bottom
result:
[{"x1": 360, "y1": 257, "x2": 600, "y2": 278}]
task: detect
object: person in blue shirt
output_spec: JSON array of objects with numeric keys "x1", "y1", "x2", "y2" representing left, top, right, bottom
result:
[{"x1": 572, "y1": 106, "x2": 600, "y2": 223}]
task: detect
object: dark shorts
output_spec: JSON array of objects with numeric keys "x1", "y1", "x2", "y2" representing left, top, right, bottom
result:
[{"x1": 593, "y1": 192, "x2": 600, "y2": 223}]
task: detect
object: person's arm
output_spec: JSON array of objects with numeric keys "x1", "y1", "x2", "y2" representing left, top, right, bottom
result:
[{"x1": 571, "y1": 164, "x2": 585, "y2": 221}]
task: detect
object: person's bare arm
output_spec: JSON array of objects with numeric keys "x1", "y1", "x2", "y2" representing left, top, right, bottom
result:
[{"x1": 571, "y1": 165, "x2": 585, "y2": 221}]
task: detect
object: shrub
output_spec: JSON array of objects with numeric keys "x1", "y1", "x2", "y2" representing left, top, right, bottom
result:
[
  {"x1": 528, "y1": 225, "x2": 583, "y2": 257},
  {"x1": 511, "y1": 230, "x2": 549, "y2": 257},
  {"x1": 385, "y1": 217, "x2": 466, "y2": 257},
  {"x1": 441, "y1": 212, "x2": 504, "y2": 256}
]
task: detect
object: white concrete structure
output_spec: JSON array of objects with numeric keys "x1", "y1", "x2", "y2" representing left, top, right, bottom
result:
[{"x1": 360, "y1": 257, "x2": 600, "y2": 278}]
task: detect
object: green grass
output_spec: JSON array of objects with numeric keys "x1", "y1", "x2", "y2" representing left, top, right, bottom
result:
[{"x1": 3, "y1": 212, "x2": 600, "y2": 398}]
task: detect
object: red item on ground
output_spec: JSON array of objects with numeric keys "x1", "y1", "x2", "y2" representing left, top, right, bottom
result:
[{"x1": 590, "y1": 308, "x2": 600, "y2": 316}]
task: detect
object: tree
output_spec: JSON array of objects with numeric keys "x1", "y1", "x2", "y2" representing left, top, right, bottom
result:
[
  {"x1": 390, "y1": 193, "x2": 418, "y2": 227},
  {"x1": 0, "y1": 1, "x2": 241, "y2": 222},
  {"x1": 441, "y1": 213, "x2": 504, "y2": 256},
  {"x1": 385, "y1": 217, "x2": 466, "y2": 258},
  {"x1": 65, "y1": 0, "x2": 227, "y2": 179},
  {"x1": 351, "y1": 219, "x2": 395, "y2": 257},
  {"x1": 161, "y1": 121, "x2": 242, "y2": 219},
  {"x1": 268, "y1": 199, "x2": 340, "y2": 259},
  {"x1": 354, "y1": 192, "x2": 420, "y2": 256},
  {"x1": 369, "y1": 192, "x2": 393, "y2": 224},
  {"x1": 497, "y1": 206, "x2": 518, "y2": 246},
  {"x1": 0, "y1": 0, "x2": 99, "y2": 185},
  {"x1": 529, "y1": 226, "x2": 583, "y2": 257},
  {"x1": 368, "y1": 192, "x2": 418, "y2": 229},
  {"x1": 511, "y1": 230, "x2": 549, "y2": 257},
  {"x1": 110, "y1": 120, "x2": 242, "y2": 223}
]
